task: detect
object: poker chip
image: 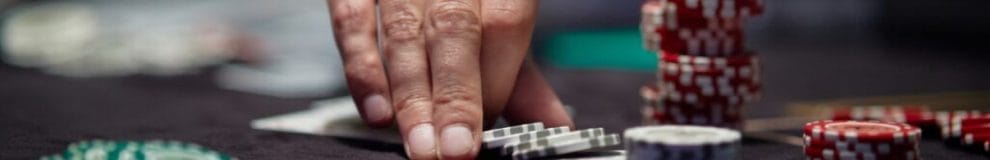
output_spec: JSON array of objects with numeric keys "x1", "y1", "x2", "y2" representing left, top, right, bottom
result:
[
  {"x1": 659, "y1": 0, "x2": 765, "y2": 19},
  {"x1": 511, "y1": 134, "x2": 620, "y2": 160},
  {"x1": 830, "y1": 106, "x2": 935, "y2": 127},
  {"x1": 40, "y1": 139, "x2": 233, "y2": 160},
  {"x1": 484, "y1": 127, "x2": 570, "y2": 149},
  {"x1": 659, "y1": 51, "x2": 758, "y2": 67},
  {"x1": 962, "y1": 133, "x2": 990, "y2": 146},
  {"x1": 803, "y1": 135, "x2": 918, "y2": 154},
  {"x1": 656, "y1": 27, "x2": 744, "y2": 55},
  {"x1": 642, "y1": 0, "x2": 664, "y2": 52},
  {"x1": 480, "y1": 125, "x2": 622, "y2": 159},
  {"x1": 624, "y1": 125, "x2": 741, "y2": 160},
  {"x1": 945, "y1": 123, "x2": 990, "y2": 140},
  {"x1": 501, "y1": 128, "x2": 606, "y2": 155},
  {"x1": 804, "y1": 146, "x2": 920, "y2": 160},
  {"x1": 802, "y1": 120, "x2": 922, "y2": 160},
  {"x1": 804, "y1": 120, "x2": 922, "y2": 144},
  {"x1": 936, "y1": 110, "x2": 984, "y2": 127},
  {"x1": 483, "y1": 122, "x2": 545, "y2": 141},
  {"x1": 641, "y1": 0, "x2": 762, "y2": 130}
]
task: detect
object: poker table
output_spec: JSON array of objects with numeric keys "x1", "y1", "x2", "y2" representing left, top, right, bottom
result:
[{"x1": 3, "y1": 47, "x2": 990, "y2": 159}]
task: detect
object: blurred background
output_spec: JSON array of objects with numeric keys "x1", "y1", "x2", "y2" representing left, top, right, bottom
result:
[
  {"x1": 2, "y1": 0, "x2": 990, "y2": 121},
  {"x1": 3, "y1": 0, "x2": 990, "y2": 159}
]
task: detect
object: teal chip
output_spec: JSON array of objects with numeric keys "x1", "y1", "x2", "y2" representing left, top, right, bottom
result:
[{"x1": 41, "y1": 139, "x2": 234, "y2": 160}]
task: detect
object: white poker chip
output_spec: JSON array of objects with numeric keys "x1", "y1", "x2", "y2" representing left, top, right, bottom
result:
[
  {"x1": 511, "y1": 134, "x2": 621, "y2": 160},
  {"x1": 624, "y1": 125, "x2": 741, "y2": 160},
  {"x1": 484, "y1": 127, "x2": 570, "y2": 149},
  {"x1": 483, "y1": 122, "x2": 545, "y2": 141},
  {"x1": 501, "y1": 128, "x2": 606, "y2": 155}
]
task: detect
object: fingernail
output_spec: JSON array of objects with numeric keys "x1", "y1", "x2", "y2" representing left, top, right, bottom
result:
[
  {"x1": 441, "y1": 124, "x2": 474, "y2": 158},
  {"x1": 362, "y1": 94, "x2": 391, "y2": 122},
  {"x1": 408, "y1": 124, "x2": 436, "y2": 158}
]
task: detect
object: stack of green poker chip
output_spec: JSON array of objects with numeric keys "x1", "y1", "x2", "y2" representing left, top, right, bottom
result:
[{"x1": 40, "y1": 140, "x2": 235, "y2": 160}]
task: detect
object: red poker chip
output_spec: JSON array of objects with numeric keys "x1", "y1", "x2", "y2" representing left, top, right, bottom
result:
[
  {"x1": 945, "y1": 123, "x2": 990, "y2": 139},
  {"x1": 651, "y1": 101, "x2": 745, "y2": 124},
  {"x1": 803, "y1": 135, "x2": 918, "y2": 154},
  {"x1": 961, "y1": 132, "x2": 990, "y2": 146},
  {"x1": 658, "y1": 99, "x2": 744, "y2": 116},
  {"x1": 659, "y1": 72, "x2": 761, "y2": 90},
  {"x1": 804, "y1": 120, "x2": 922, "y2": 144},
  {"x1": 804, "y1": 146, "x2": 920, "y2": 160},
  {"x1": 950, "y1": 116, "x2": 990, "y2": 127},
  {"x1": 658, "y1": 80, "x2": 761, "y2": 100},
  {"x1": 659, "y1": 81, "x2": 761, "y2": 105},
  {"x1": 656, "y1": 27, "x2": 745, "y2": 55},
  {"x1": 658, "y1": 61, "x2": 761, "y2": 79},
  {"x1": 646, "y1": 110, "x2": 744, "y2": 129},
  {"x1": 640, "y1": 84, "x2": 662, "y2": 105},
  {"x1": 829, "y1": 106, "x2": 935, "y2": 126},
  {"x1": 641, "y1": 1, "x2": 664, "y2": 51},
  {"x1": 659, "y1": 51, "x2": 758, "y2": 68},
  {"x1": 647, "y1": 1, "x2": 748, "y2": 30},
  {"x1": 936, "y1": 110, "x2": 984, "y2": 126},
  {"x1": 660, "y1": 0, "x2": 765, "y2": 19},
  {"x1": 649, "y1": 111, "x2": 744, "y2": 125}
]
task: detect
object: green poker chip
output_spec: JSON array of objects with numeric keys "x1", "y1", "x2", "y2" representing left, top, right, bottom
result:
[{"x1": 40, "y1": 140, "x2": 235, "y2": 160}]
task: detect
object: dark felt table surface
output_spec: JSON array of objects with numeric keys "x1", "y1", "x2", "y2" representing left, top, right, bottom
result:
[{"x1": 3, "y1": 45, "x2": 990, "y2": 159}]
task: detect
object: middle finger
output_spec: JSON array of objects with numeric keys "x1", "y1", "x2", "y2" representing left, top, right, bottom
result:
[
  {"x1": 379, "y1": 0, "x2": 437, "y2": 159},
  {"x1": 424, "y1": 0, "x2": 484, "y2": 159}
]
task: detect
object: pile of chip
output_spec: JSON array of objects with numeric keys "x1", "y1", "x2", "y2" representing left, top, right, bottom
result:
[
  {"x1": 803, "y1": 120, "x2": 922, "y2": 160},
  {"x1": 481, "y1": 122, "x2": 621, "y2": 160},
  {"x1": 624, "y1": 125, "x2": 741, "y2": 160},
  {"x1": 935, "y1": 110, "x2": 990, "y2": 152},
  {"x1": 40, "y1": 139, "x2": 234, "y2": 160},
  {"x1": 639, "y1": 0, "x2": 764, "y2": 130},
  {"x1": 825, "y1": 106, "x2": 990, "y2": 154}
]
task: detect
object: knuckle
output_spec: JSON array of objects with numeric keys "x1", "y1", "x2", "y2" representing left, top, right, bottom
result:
[
  {"x1": 483, "y1": 9, "x2": 528, "y2": 29},
  {"x1": 383, "y1": 7, "x2": 423, "y2": 42},
  {"x1": 394, "y1": 92, "x2": 432, "y2": 111},
  {"x1": 331, "y1": 2, "x2": 373, "y2": 33},
  {"x1": 433, "y1": 84, "x2": 479, "y2": 107},
  {"x1": 429, "y1": 1, "x2": 481, "y2": 35},
  {"x1": 344, "y1": 55, "x2": 383, "y2": 82}
]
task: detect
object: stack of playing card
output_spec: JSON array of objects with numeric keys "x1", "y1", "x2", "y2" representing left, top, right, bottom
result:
[{"x1": 481, "y1": 122, "x2": 621, "y2": 160}]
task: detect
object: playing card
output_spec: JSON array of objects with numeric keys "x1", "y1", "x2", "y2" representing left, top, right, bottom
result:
[{"x1": 250, "y1": 96, "x2": 402, "y2": 143}]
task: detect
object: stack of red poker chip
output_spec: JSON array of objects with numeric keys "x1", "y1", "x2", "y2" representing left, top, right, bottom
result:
[
  {"x1": 803, "y1": 120, "x2": 922, "y2": 160},
  {"x1": 640, "y1": 0, "x2": 764, "y2": 56},
  {"x1": 639, "y1": 52, "x2": 760, "y2": 130},
  {"x1": 935, "y1": 110, "x2": 990, "y2": 149},
  {"x1": 639, "y1": 0, "x2": 763, "y2": 130}
]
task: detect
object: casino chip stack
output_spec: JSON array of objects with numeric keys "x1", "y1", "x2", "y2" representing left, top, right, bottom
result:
[
  {"x1": 639, "y1": 0, "x2": 764, "y2": 130},
  {"x1": 480, "y1": 122, "x2": 622, "y2": 160},
  {"x1": 934, "y1": 110, "x2": 990, "y2": 152},
  {"x1": 624, "y1": 125, "x2": 741, "y2": 160},
  {"x1": 803, "y1": 120, "x2": 922, "y2": 160}
]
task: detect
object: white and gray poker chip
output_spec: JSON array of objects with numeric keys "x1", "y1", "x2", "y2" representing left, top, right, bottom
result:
[
  {"x1": 511, "y1": 134, "x2": 621, "y2": 160},
  {"x1": 484, "y1": 126, "x2": 570, "y2": 149},
  {"x1": 624, "y1": 125, "x2": 741, "y2": 160},
  {"x1": 501, "y1": 128, "x2": 606, "y2": 155},
  {"x1": 484, "y1": 122, "x2": 545, "y2": 141}
]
